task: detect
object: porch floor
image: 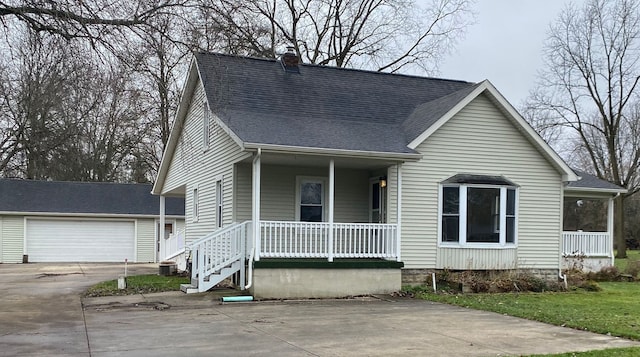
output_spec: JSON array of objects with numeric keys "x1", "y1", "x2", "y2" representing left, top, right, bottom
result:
[{"x1": 253, "y1": 258, "x2": 404, "y2": 269}]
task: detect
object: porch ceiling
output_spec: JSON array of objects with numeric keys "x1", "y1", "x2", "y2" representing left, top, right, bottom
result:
[{"x1": 239, "y1": 152, "x2": 400, "y2": 169}]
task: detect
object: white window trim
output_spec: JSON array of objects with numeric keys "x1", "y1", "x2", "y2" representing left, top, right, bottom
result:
[
  {"x1": 295, "y1": 176, "x2": 328, "y2": 222},
  {"x1": 438, "y1": 183, "x2": 518, "y2": 249},
  {"x1": 215, "y1": 176, "x2": 223, "y2": 228},
  {"x1": 192, "y1": 185, "x2": 199, "y2": 223},
  {"x1": 203, "y1": 102, "x2": 210, "y2": 150}
]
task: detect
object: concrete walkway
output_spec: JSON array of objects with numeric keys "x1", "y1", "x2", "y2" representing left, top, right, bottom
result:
[{"x1": 1, "y1": 263, "x2": 638, "y2": 356}]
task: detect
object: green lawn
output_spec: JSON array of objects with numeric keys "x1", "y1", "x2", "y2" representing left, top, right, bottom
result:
[
  {"x1": 84, "y1": 274, "x2": 189, "y2": 297},
  {"x1": 615, "y1": 250, "x2": 640, "y2": 273},
  {"x1": 418, "y1": 282, "x2": 640, "y2": 356},
  {"x1": 530, "y1": 347, "x2": 640, "y2": 357},
  {"x1": 418, "y1": 282, "x2": 640, "y2": 340}
]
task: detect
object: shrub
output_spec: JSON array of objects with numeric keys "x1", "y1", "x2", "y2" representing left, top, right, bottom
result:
[
  {"x1": 624, "y1": 260, "x2": 640, "y2": 279},
  {"x1": 587, "y1": 266, "x2": 621, "y2": 281},
  {"x1": 428, "y1": 270, "x2": 562, "y2": 294}
]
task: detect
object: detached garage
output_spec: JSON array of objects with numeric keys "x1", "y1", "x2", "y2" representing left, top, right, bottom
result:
[{"x1": 0, "y1": 179, "x2": 185, "y2": 263}]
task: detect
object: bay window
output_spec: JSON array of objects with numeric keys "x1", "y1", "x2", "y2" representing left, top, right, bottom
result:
[{"x1": 440, "y1": 175, "x2": 517, "y2": 247}]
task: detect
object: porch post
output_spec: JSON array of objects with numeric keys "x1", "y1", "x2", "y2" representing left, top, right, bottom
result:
[
  {"x1": 328, "y1": 159, "x2": 335, "y2": 262},
  {"x1": 396, "y1": 163, "x2": 402, "y2": 262},
  {"x1": 252, "y1": 149, "x2": 262, "y2": 261},
  {"x1": 607, "y1": 195, "x2": 615, "y2": 266},
  {"x1": 159, "y1": 195, "x2": 165, "y2": 263}
]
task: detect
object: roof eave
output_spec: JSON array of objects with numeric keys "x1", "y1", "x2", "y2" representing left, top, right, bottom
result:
[
  {"x1": 243, "y1": 143, "x2": 422, "y2": 161},
  {"x1": 564, "y1": 186, "x2": 628, "y2": 194},
  {"x1": 152, "y1": 57, "x2": 201, "y2": 195},
  {"x1": 0, "y1": 211, "x2": 186, "y2": 218}
]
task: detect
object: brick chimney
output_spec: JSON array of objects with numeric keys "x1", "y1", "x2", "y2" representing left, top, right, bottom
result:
[{"x1": 280, "y1": 46, "x2": 300, "y2": 72}]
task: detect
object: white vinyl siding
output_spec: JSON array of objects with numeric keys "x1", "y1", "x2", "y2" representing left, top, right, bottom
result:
[
  {"x1": 437, "y1": 247, "x2": 518, "y2": 269},
  {"x1": 161, "y1": 82, "x2": 249, "y2": 245},
  {"x1": 402, "y1": 93, "x2": 562, "y2": 270},
  {"x1": 335, "y1": 169, "x2": 370, "y2": 223},
  {"x1": 1, "y1": 216, "x2": 23, "y2": 263},
  {"x1": 26, "y1": 219, "x2": 135, "y2": 262},
  {"x1": 234, "y1": 163, "x2": 252, "y2": 222},
  {"x1": 136, "y1": 219, "x2": 156, "y2": 262}
]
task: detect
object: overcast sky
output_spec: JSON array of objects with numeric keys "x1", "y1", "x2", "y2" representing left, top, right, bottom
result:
[{"x1": 438, "y1": 0, "x2": 573, "y2": 107}]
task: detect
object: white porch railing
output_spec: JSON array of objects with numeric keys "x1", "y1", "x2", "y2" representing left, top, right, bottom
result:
[
  {"x1": 259, "y1": 221, "x2": 398, "y2": 260},
  {"x1": 562, "y1": 231, "x2": 611, "y2": 257},
  {"x1": 163, "y1": 228, "x2": 186, "y2": 261},
  {"x1": 189, "y1": 221, "x2": 250, "y2": 292}
]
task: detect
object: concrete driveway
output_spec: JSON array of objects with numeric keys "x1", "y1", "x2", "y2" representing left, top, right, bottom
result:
[{"x1": 1, "y1": 263, "x2": 638, "y2": 356}]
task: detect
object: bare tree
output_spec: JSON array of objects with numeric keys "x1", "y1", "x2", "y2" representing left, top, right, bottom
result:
[
  {"x1": 0, "y1": 29, "x2": 156, "y2": 182},
  {"x1": 0, "y1": 1, "x2": 187, "y2": 47},
  {"x1": 526, "y1": 0, "x2": 640, "y2": 257},
  {"x1": 199, "y1": 0, "x2": 473, "y2": 73}
]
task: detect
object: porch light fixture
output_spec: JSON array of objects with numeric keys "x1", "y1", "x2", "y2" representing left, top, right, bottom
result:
[{"x1": 380, "y1": 177, "x2": 387, "y2": 188}]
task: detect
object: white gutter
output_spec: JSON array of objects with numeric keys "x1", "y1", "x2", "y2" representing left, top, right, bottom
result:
[{"x1": 243, "y1": 142, "x2": 422, "y2": 161}]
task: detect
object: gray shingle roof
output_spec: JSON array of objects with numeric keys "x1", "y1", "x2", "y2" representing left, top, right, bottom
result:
[
  {"x1": 195, "y1": 52, "x2": 475, "y2": 154},
  {"x1": 567, "y1": 169, "x2": 626, "y2": 192},
  {"x1": 0, "y1": 179, "x2": 185, "y2": 215}
]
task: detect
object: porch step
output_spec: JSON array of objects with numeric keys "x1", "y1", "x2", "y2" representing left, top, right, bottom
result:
[
  {"x1": 185, "y1": 260, "x2": 244, "y2": 293},
  {"x1": 180, "y1": 283, "x2": 199, "y2": 294}
]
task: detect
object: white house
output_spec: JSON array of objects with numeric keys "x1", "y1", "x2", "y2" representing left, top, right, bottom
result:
[
  {"x1": 152, "y1": 50, "x2": 623, "y2": 298},
  {"x1": 0, "y1": 179, "x2": 185, "y2": 263}
]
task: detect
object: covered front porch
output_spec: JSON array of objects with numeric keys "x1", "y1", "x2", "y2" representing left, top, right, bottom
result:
[
  {"x1": 562, "y1": 189, "x2": 619, "y2": 272},
  {"x1": 173, "y1": 150, "x2": 411, "y2": 295},
  {"x1": 238, "y1": 150, "x2": 405, "y2": 263}
]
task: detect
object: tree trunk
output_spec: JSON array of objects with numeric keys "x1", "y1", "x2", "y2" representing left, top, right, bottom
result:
[{"x1": 615, "y1": 194, "x2": 627, "y2": 258}]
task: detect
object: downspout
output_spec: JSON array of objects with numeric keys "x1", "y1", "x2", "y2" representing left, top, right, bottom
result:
[
  {"x1": 244, "y1": 243, "x2": 255, "y2": 290},
  {"x1": 245, "y1": 148, "x2": 261, "y2": 290}
]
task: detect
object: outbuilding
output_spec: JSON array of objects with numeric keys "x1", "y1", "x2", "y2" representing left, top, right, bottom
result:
[{"x1": 0, "y1": 179, "x2": 185, "y2": 263}]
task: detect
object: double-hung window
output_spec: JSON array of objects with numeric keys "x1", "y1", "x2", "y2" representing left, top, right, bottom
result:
[
  {"x1": 440, "y1": 175, "x2": 518, "y2": 247},
  {"x1": 296, "y1": 177, "x2": 325, "y2": 222}
]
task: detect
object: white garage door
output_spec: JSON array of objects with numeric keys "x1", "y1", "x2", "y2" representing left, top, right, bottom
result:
[{"x1": 26, "y1": 219, "x2": 135, "y2": 262}]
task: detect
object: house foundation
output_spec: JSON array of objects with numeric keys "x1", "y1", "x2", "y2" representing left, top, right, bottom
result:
[
  {"x1": 562, "y1": 256, "x2": 611, "y2": 272},
  {"x1": 250, "y1": 259, "x2": 403, "y2": 299},
  {"x1": 401, "y1": 268, "x2": 561, "y2": 286}
]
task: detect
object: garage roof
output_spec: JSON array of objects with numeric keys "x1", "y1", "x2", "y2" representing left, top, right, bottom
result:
[{"x1": 0, "y1": 179, "x2": 184, "y2": 216}]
